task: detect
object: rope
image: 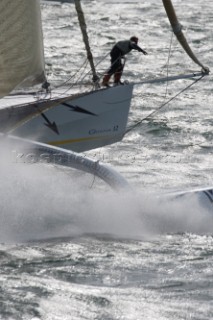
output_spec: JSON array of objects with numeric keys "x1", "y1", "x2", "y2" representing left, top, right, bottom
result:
[
  {"x1": 90, "y1": 160, "x2": 99, "y2": 189},
  {"x1": 52, "y1": 58, "x2": 89, "y2": 89},
  {"x1": 163, "y1": 31, "x2": 174, "y2": 101},
  {"x1": 125, "y1": 74, "x2": 205, "y2": 135},
  {"x1": 125, "y1": 28, "x2": 208, "y2": 135},
  {"x1": 35, "y1": 58, "x2": 90, "y2": 102}
]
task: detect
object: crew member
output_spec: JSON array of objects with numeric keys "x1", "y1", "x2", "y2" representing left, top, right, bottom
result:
[{"x1": 102, "y1": 36, "x2": 147, "y2": 87}]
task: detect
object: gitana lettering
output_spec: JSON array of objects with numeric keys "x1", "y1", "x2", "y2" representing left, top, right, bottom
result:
[{"x1": 89, "y1": 128, "x2": 112, "y2": 135}]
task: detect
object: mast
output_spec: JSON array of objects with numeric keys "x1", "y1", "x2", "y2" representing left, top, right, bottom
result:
[
  {"x1": 74, "y1": 0, "x2": 99, "y2": 84},
  {"x1": 162, "y1": 0, "x2": 209, "y2": 73}
]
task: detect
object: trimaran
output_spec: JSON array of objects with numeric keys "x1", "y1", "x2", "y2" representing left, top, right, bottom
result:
[{"x1": 0, "y1": 0, "x2": 212, "y2": 209}]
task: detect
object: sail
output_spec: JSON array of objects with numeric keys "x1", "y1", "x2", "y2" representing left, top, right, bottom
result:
[
  {"x1": 162, "y1": 0, "x2": 208, "y2": 72},
  {"x1": 0, "y1": 0, "x2": 46, "y2": 98}
]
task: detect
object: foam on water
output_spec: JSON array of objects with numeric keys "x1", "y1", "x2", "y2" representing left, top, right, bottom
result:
[{"x1": 1, "y1": 141, "x2": 212, "y2": 244}]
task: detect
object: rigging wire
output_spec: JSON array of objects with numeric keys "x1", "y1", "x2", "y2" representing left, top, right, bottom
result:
[
  {"x1": 2, "y1": 58, "x2": 89, "y2": 102},
  {"x1": 163, "y1": 31, "x2": 174, "y2": 101},
  {"x1": 133, "y1": 31, "x2": 174, "y2": 101},
  {"x1": 125, "y1": 29, "x2": 207, "y2": 135},
  {"x1": 125, "y1": 74, "x2": 205, "y2": 135},
  {"x1": 32, "y1": 58, "x2": 90, "y2": 103},
  {"x1": 51, "y1": 57, "x2": 89, "y2": 89}
]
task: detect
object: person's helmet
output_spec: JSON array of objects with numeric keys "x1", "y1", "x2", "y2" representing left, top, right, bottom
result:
[{"x1": 130, "y1": 36, "x2": 138, "y2": 44}]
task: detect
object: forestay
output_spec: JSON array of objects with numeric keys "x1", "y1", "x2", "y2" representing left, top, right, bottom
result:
[{"x1": 0, "y1": 0, "x2": 46, "y2": 98}]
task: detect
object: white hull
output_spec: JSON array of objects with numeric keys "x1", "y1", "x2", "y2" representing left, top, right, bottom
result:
[{"x1": 0, "y1": 84, "x2": 133, "y2": 152}]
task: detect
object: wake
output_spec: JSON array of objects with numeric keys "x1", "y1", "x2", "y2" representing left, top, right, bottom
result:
[{"x1": 0, "y1": 139, "x2": 212, "y2": 243}]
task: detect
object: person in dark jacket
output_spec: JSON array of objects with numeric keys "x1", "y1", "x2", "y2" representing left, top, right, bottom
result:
[{"x1": 102, "y1": 36, "x2": 147, "y2": 86}]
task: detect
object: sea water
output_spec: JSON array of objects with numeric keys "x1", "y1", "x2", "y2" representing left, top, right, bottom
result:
[{"x1": 0, "y1": 0, "x2": 213, "y2": 319}]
